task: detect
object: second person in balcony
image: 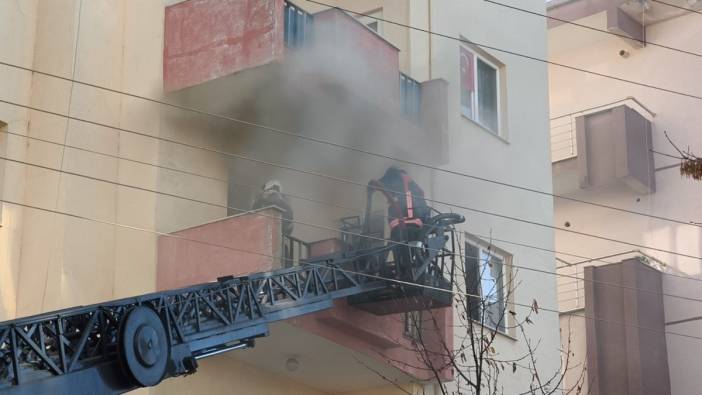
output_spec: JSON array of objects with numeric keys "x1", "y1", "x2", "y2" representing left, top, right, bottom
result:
[
  {"x1": 368, "y1": 166, "x2": 430, "y2": 281},
  {"x1": 253, "y1": 179, "x2": 294, "y2": 236}
]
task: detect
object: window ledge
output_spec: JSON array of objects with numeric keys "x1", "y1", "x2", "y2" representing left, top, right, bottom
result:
[
  {"x1": 469, "y1": 319, "x2": 518, "y2": 342},
  {"x1": 461, "y1": 115, "x2": 509, "y2": 145},
  {"x1": 496, "y1": 329, "x2": 518, "y2": 342}
]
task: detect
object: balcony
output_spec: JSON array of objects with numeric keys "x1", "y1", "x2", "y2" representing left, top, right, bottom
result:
[
  {"x1": 162, "y1": 0, "x2": 449, "y2": 166},
  {"x1": 563, "y1": 257, "x2": 671, "y2": 395},
  {"x1": 551, "y1": 97, "x2": 656, "y2": 195},
  {"x1": 557, "y1": 250, "x2": 671, "y2": 312},
  {"x1": 163, "y1": 0, "x2": 398, "y2": 97},
  {"x1": 156, "y1": 207, "x2": 453, "y2": 391}
]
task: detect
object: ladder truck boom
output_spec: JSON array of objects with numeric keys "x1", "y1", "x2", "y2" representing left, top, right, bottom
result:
[{"x1": 0, "y1": 213, "x2": 464, "y2": 395}]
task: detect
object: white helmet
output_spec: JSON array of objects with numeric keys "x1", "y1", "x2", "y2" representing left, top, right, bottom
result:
[{"x1": 263, "y1": 179, "x2": 282, "y2": 193}]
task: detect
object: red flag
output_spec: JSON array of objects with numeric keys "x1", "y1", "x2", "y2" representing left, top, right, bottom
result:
[{"x1": 460, "y1": 47, "x2": 475, "y2": 93}]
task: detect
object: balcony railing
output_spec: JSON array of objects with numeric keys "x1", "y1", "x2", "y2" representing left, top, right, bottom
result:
[
  {"x1": 550, "y1": 96, "x2": 655, "y2": 163},
  {"x1": 339, "y1": 215, "x2": 385, "y2": 250},
  {"x1": 557, "y1": 263, "x2": 585, "y2": 312},
  {"x1": 556, "y1": 251, "x2": 668, "y2": 312},
  {"x1": 400, "y1": 72, "x2": 421, "y2": 122},
  {"x1": 283, "y1": 234, "x2": 310, "y2": 267},
  {"x1": 550, "y1": 116, "x2": 577, "y2": 162},
  {"x1": 284, "y1": 1, "x2": 313, "y2": 49}
]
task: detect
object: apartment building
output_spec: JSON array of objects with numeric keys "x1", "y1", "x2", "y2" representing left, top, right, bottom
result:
[
  {"x1": 547, "y1": 0, "x2": 702, "y2": 394},
  {"x1": 0, "y1": 0, "x2": 557, "y2": 393}
]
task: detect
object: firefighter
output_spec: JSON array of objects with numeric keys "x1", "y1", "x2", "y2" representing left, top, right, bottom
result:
[
  {"x1": 252, "y1": 179, "x2": 294, "y2": 236},
  {"x1": 368, "y1": 166, "x2": 429, "y2": 280}
]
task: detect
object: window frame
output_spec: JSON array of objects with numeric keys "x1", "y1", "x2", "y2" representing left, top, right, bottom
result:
[
  {"x1": 460, "y1": 45, "x2": 503, "y2": 136},
  {"x1": 464, "y1": 235, "x2": 513, "y2": 335}
]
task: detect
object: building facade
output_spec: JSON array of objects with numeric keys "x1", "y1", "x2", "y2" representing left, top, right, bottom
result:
[
  {"x1": 548, "y1": 1, "x2": 702, "y2": 394},
  {"x1": 0, "y1": 0, "x2": 557, "y2": 393}
]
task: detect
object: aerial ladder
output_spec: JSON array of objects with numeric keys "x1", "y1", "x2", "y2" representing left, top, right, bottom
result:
[{"x1": 0, "y1": 196, "x2": 463, "y2": 394}]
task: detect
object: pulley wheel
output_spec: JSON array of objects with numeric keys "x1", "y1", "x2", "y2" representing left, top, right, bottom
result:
[{"x1": 118, "y1": 306, "x2": 169, "y2": 387}]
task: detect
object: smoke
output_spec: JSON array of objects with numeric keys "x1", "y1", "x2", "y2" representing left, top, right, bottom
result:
[{"x1": 171, "y1": 6, "x2": 435, "y2": 241}]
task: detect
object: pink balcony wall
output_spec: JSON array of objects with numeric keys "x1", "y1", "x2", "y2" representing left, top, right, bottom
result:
[
  {"x1": 163, "y1": 0, "x2": 285, "y2": 92},
  {"x1": 290, "y1": 300, "x2": 453, "y2": 381},
  {"x1": 163, "y1": 2, "x2": 401, "y2": 105},
  {"x1": 157, "y1": 213, "x2": 452, "y2": 381},
  {"x1": 157, "y1": 208, "x2": 283, "y2": 290},
  {"x1": 290, "y1": 238, "x2": 454, "y2": 381}
]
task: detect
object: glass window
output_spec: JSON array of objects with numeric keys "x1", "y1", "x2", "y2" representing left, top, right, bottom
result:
[
  {"x1": 465, "y1": 241, "x2": 508, "y2": 333},
  {"x1": 477, "y1": 59, "x2": 499, "y2": 133},
  {"x1": 400, "y1": 73, "x2": 421, "y2": 122},
  {"x1": 284, "y1": 2, "x2": 312, "y2": 49},
  {"x1": 460, "y1": 45, "x2": 502, "y2": 135}
]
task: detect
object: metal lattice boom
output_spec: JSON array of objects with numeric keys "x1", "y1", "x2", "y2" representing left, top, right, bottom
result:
[
  {"x1": 0, "y1": 212, "x2": 463, "y2": 395},
  {"x1": 0, "y1": 257, "x2": 387, "y2": 394}
]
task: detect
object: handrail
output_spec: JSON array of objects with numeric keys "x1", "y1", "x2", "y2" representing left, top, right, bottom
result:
[
  {"x1": 550, "y1": 96, "x2": 656, "y2": 120},
  {"x1": 282, "y1": 234, "x2": 311, "y2": 267}
]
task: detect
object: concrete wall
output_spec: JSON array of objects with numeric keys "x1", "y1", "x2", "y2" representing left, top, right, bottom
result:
[
  {"x1": 155, "y1": 355, "x2": 328, "y2": 395},
  {"x1": 549, "y1": 8, "x2": 702, "y2": 395},
  {"x1": 428, "y1": 0, "x2": 560, "y2": 392},
  {"x1": 0, "y1": 0, "x2": 222, "y2": 318},
  {"x1": 574, "y1": 105, "x2": 655, "y2": 192},
  {"x1": 292, "y1": 299, "x2": 453, "y2": 381},
  {"x1": 559, "y1": 312, "x2": 589, "y2": 394},
  {"x1": 164, "y1": 0, "x2": 285, "y2": 92},
  {"x1": 583, "y1": 259, "x2": 670, "y2": 395},
  {"x1": 157, "y1": 207, "x2": 283, "y2": 290},
  {"x1": 0, "y1": 0, "x2": 38, "y2": 322}
]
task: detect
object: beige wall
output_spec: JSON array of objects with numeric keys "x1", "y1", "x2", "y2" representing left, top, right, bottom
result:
[
  {"x1": 0, "y1": 0, "x2": 232, "y2": 317},
  {"x1": 428, "y1": 0, "x2": 561, "y2": 392},
  {"x1": 0, "y1": 2, "x2": 334, "y2": 393},
  {"x1": 559, "y1": 312, "x2": 588, "y2": 394},
  {"x1": 0, "y1": 0, "x2": 38, "y2": 321},
  {"x1": 156, "y1": 355, "x2": 430, "y2": 395},
  {"x1": 550, "y1": 9, "x2": 702, "y2": 395},
  {"x1": 156, "y1": 356, "x2": 327, "y2": 395}
]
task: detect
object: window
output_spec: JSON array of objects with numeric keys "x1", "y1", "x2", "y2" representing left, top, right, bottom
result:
[
  {"x1": 356, "y1": 9, "x2": 383, "y2": 35},
  {"x1": 460, "y1": 45, "x2": 502, "y2": 135},
  {"x1": 400, "y1": 72, "x2": 421, "y2": 122},
  {"x1": 284, "y1": 1, "x2": 313, "y2": 49},
  {"x1": 403, "y1": 310, "x2": 422, "y2": 341},
  {"x1": 464, "y1": 238, "x2": 510, "y2": 333}
]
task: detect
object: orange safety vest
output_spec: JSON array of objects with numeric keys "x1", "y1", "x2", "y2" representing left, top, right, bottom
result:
[{"x1": 388, "y1": 174, "x2": 423, "y2": 230}]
